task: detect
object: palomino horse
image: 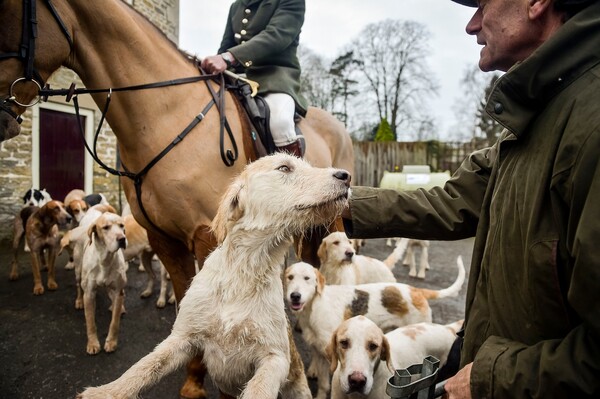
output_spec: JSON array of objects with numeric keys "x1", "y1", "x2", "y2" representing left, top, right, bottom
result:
[{"x1": 0, "y1": 0, "x2": 354, "y2": 398}]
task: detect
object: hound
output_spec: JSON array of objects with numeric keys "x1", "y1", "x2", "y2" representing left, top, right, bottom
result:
[
  {"x1": 317, "y1": 231, "x2": 408, "y2": 285},
  {"x1": 10, "y1": 201, "x2": 71, "y2": 294},
  {"x1": 81, "y1": 212, "x2": 128, "y2": 355},
  {"x1": 327, "y1": 315, "x2": 463, "y2": 398},
  {"x1": 386, "y1": 237, "x2": 431, "y2": 279},
  {"x1": 9, "y1": 188, "x2": 52, "y2": 261},
  {"x1": 284, "y1": 258, "x2": 465, "y2": 399},
  {"x1": 77, "y1": 153, "x2": 350, "y2": 399}
]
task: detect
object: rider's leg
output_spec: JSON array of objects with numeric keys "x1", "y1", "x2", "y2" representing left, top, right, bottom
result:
[{"x1": 263, "y1": 93, "x2": 304, "y2": 157}]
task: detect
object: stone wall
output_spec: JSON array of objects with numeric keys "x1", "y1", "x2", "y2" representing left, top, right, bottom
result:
[{"x1": 0, "y1": 0, "x2": 179, "y2": 243}]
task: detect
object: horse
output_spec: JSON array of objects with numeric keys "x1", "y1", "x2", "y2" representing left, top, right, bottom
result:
[{"x1": 0, "y1": 1, "x2": 354, "y2": 398}]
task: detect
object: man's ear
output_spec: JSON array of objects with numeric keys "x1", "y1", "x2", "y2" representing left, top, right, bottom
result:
[{"x1": 528, "y1": 0, "x2": 554, "y2": 20}]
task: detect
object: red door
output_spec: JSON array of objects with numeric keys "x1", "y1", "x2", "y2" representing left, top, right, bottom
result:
[{"x1": 39, "y1": 108, "x2": 86, "y2": 201}]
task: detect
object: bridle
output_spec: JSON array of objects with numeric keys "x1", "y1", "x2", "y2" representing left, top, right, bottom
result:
[
  {"x1": 0, "y1": 0, "x2": 73, "y2": 122},
  {"x1": 0, "y1": 0, "x2": 242, "y2": 236}
]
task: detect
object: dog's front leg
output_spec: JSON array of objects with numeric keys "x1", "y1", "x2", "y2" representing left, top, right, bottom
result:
[
  {"x1": 30, "y1": 250, "x2": 45, "y2": 295},
  {"x1": 314, "y1": 354, "x2": 332, "y2": 399},
  {"x1": 46, "y1": 244, "x2": 59, "y2": 290},
  {"x1": 83, "y1": 287, "x2": 101, "y2": 355},
  {"x1": 104, "y1": 288, "x2": 125, "y2": 353},
  {"x1": 240, "y1": 354, "x2": 289, "y2": 399}
]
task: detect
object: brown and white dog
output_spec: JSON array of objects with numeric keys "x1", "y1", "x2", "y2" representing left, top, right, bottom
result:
[
  {"x1": 284, "y1": 258, "x2": 465, "y2": 399},
  {"x1": 81, "y1": 212, "x2": 128, "y2": 355},
  {"x1": 64, "y1": 189, "x2": 90, "y2": 228},
  {"x1": 10, "y1": 200, "x2": 71, "y2": 294},
  {"x1": 317, "y1": 231, "x2": 407, "y2": 285},
  {"x1": 77, "y1": 153, "x2": 350, "y2": 399},
  {"x1": 9, "y1": 188, "x2": 53, "y2": 263},
  {"x1": 59, "y1": 204, "x2": 117, "y2": 309},
  {"x1": 122, "y1": 214, "x2": 175, "y2": 308},
  {"x1": 327, "y1": 316, "x2": 463, "y2": 399}
]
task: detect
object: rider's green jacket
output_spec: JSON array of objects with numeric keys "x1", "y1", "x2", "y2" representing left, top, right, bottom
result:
[
  {"x1": 344, "y1": 2, "x2": 600, "y2": 397},
  {"x1": 218, "y1": 0, "x2": 308, "y2": 115}
]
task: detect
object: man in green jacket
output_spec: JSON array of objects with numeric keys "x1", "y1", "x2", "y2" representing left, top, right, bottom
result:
[
  {"x1": 201, "y1": 0, "x2": 308, "y2": 157},
  {"x1": 343, "y1": 0, "x2": 600, "y2": 397}
]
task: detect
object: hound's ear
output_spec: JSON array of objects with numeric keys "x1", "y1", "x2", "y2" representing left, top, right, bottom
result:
[
  {"x1": 87, "y1": 223, "x2": 98, "y2": 240},
  {"x1": 326, "y1": 328, "x2": 340, "y2": 374},
  {"x1": 211, "y1": 179, "x2": 246, "y2": 243},
  {"x1": 381, "y1": 335, "x2": 394, "y2": 373},
  {"x1": 316, "y1": 269, "x2": 326, "y2": 295},
  {"x1": 317, "y1": 239, "x2": 327, "y2": 262}
]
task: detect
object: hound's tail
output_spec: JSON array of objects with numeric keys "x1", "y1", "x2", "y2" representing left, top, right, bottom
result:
[
  {"x1": 76, "y1": 334, "x2": 193, "y2": 399},
  {"x1": 383, "y1": 238, "x2": 409, "y2": 269},
  {"x1": 421, "y1": 256, "x2": 466, "y2": 299}
]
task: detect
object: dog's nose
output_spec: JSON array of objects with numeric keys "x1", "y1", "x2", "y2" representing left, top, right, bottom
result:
[
  {"x1": 345, "y1": 250, "x2": 354, "y2": 259},
  {"x1": 66, "y1": 216, "x2": 72, "y2": 223},
  {"x1": 333, "y1": 170, "x2": 351, "y2": 186},
  {"x1": 118, "y1": 237, "x2": 127, "y2": 249},
  {"x1": 348, "y1": 371, "x2": 367, "y2": 392},
  {"x1": 290, "y1": 292, "x2": 301, "y2": 302}
]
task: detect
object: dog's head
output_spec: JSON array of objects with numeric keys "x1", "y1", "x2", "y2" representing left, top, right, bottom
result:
[
  {"x1": 39, "y1": 200, "x2": 72, "y2": 227},
  {"x1": 318, "y1": 231, "x2": 356, "y2": 266},
  {"x1": 66, "y1": 199, "x2": 89, "y2": 223},
  {"x1": 88, "y1": 212, "x2": 127, "y2": 252},
  {"x1": 23, "y1": 188, "x2": 52, "y2": 207},
  {"x1": 284, "y1": 261, "x2": 326, "y2": 312},
  {"x1": 211, "y1": 153, "x2": 350, "y2": 243},
  {"x1": 326, "y1": 315, "x2": 393, "y2": 396}
]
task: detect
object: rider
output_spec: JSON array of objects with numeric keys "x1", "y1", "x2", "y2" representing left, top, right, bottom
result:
[{"x1": 201, "y1": 0, "x2": 308, "y2": 158}]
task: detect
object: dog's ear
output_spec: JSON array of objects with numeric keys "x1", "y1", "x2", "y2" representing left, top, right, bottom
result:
[
  {"x1": 317, "y1": 239, "x2": 327, "y2": 262},
  {"x1": 315, "y1": 269, "x2": 326, "y2": 295},
  {"x1": 326, "y1": 328, "x2": 340, "y2": 374},
  {"x1": 87, "y1": 222, "x2": 98, "y2": 240},
  {"x1": 381, "y1": 335, "x2": 394, "y2": 373},
  {"x1": 211, "y1": 179, "x2": 245, "y2": 243}
]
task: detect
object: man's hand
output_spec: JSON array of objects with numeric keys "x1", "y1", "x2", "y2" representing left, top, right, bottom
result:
[
  {"x1": 443, "y1": 363, "x2": 473, "y2": 399},
  {"x1": 200, "y1": 54, "x2": 229, "y2": 74}
]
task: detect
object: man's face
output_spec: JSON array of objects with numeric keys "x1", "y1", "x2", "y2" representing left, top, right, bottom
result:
[{"x1": 466, "y1": 0, "x2": 541, "y2": 72}]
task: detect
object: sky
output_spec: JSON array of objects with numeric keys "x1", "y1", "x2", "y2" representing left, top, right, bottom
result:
[{"x1": 178, "y1": 0, "x2": 484, "y2": 138}]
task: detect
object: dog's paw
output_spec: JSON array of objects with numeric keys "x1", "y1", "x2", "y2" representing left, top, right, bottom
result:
[
  {"x1": 86, "y1": 339, "x2": 101, "y2": 355},
  {"x1": 33, "y1": 284, "x2": 45, "y2": 295},
  {"x1": 306, "y1": 360, "x2": 318, "y2": 379},
  {"x1": 140, "y1": 289, "x2": 152, "y2": 298},
  {"x1": 77, "y1": 387, "x2": 118, "y2": 399},
  {"x1": 168, "y1": 294, "x2": 176, "y2": 304},
  {"x1": 9, "y1": 271, "x2": 18, "y2": 281},
  {"x1": 104, "y1": 339, "x2": 118, "y2": 353},
  {"x1": 156, "y1": 298, "x2": 166, "y2": 308},
  {"x1": 75, "y1": 298, "x2": 84, "y2": 310},
  {"x1": 47, "y1": 280, "x2": 58, "y2": 291},
  {"x1": 64, "y1": 262, "x2": 75, "y2": 270}
]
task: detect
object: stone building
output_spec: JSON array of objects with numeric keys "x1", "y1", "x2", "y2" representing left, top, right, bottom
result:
[{"x1": 0, "y1": 0, "x2": 179, "y2": 243}]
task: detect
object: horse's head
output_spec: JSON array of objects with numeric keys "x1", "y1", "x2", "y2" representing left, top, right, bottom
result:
[{"x1": 0, "y1": 0, "x2": 73, "y2": 142}]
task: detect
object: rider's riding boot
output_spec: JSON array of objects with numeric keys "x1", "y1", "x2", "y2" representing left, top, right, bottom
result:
[{"x1": 276, "y1": 136, "x2": 305, "y2": 158}]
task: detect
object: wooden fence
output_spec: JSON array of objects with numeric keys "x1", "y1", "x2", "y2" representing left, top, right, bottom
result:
[{"x1": 352, "y1": 141, "x2": 484, "y2": 187}]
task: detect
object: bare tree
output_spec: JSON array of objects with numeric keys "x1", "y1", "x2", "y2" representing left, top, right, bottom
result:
[
  {"x1": 298, "y1": 45, "x2": 334, "y2": 112},
  {"x1": 347, "y1": 19, "x2": 439, "y2": 140}
]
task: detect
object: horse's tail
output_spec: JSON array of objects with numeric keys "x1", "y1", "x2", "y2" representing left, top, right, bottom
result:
[{"x1": 77, "y1": 334, "x2": 194, "y2": 399}]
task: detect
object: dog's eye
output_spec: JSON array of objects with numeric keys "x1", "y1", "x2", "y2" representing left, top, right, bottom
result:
[
  {"x1": 304, "y1": 276, "x2": 309, "y2": 281},
  {"x1": 368, "y1": 342, "x2": 379, "y2": 352},
  {"x1": 102, "y1": 225, "x2": 110, "y2": 230},
  {"x1": 277, "y1": 164, "x2": 291, "y2": 173},
  {"x1": 333, "y1": 240, "x2": 340, "y2": 245},
  {"x1": 339, "y1": 339, "x2": 350, "y2": 349},
  {"x1": 287, "y1": 275, "x2": 294, "y2": 281}
]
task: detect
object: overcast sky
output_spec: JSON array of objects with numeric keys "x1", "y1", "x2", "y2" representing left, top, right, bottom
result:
[{"x1": 178, "y1": 0, "x2": 484, "y2": 138}]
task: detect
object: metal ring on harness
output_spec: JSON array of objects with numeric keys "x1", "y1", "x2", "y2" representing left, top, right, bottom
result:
[{"x1": 9, "y1": 78, "x2": 42, "y2": 107}]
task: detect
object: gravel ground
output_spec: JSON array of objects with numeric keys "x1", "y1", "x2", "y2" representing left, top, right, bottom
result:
[{"x1": 0, "y1": 237, "x2": 473, "y2": 399}]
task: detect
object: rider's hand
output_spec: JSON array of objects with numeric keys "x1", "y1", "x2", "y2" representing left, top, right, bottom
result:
[{"x1": 200, "y1": 54, "x2": 229, "y2": 74}]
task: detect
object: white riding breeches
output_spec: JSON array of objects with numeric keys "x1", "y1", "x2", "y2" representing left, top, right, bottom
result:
[{"x1": 263, "y1": 92, "x2": 297, "y2": 147}]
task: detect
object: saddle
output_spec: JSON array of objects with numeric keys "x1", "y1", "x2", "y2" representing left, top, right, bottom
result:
[{"x1": 228, "y1": 79, "x2": 303, "y2": 159}]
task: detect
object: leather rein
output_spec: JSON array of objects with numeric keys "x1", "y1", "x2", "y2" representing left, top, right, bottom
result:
[{"x1": 0, "y1": 0, "x2": 240, "y2": 236}]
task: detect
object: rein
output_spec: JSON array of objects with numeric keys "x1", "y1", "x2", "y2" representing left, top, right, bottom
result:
[{"x1": 0, "y1": 0, "x2": 241, "y2": 235}]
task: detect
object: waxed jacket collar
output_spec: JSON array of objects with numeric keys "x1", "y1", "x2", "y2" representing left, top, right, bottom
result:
[{"x1": 487, "y1": 1, "x2": 600, "y2": 138}]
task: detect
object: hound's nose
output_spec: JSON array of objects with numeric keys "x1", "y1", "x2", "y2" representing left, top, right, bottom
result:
[
  {"x1": 333, "y1": 170, "x2": 351, "y2": 186},
  {"x1": 344, "y1": 250, "x2": 354, "y2": 260},
  {"x1": 348, "y1": 371, "x2": 367, "y2": 392},
  {"x1": 66, "y1": 216, "x2": 72, "y2": 224},
  {"x1": 118, "y1": 237, "x2": 127, "y2": 249},
  {"x1": 290, "y1": 292, "x2": 301, "y2": 302}
]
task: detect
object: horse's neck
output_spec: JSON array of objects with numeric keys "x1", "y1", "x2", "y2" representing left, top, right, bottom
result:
[{"x1": 65, "y1": 1, "x2": 201, "y2": 161}]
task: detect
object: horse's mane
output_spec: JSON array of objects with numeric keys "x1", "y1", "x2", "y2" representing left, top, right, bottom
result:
[{"x1": 120, "y1": 0, "x2": 199, "y2": 67}]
